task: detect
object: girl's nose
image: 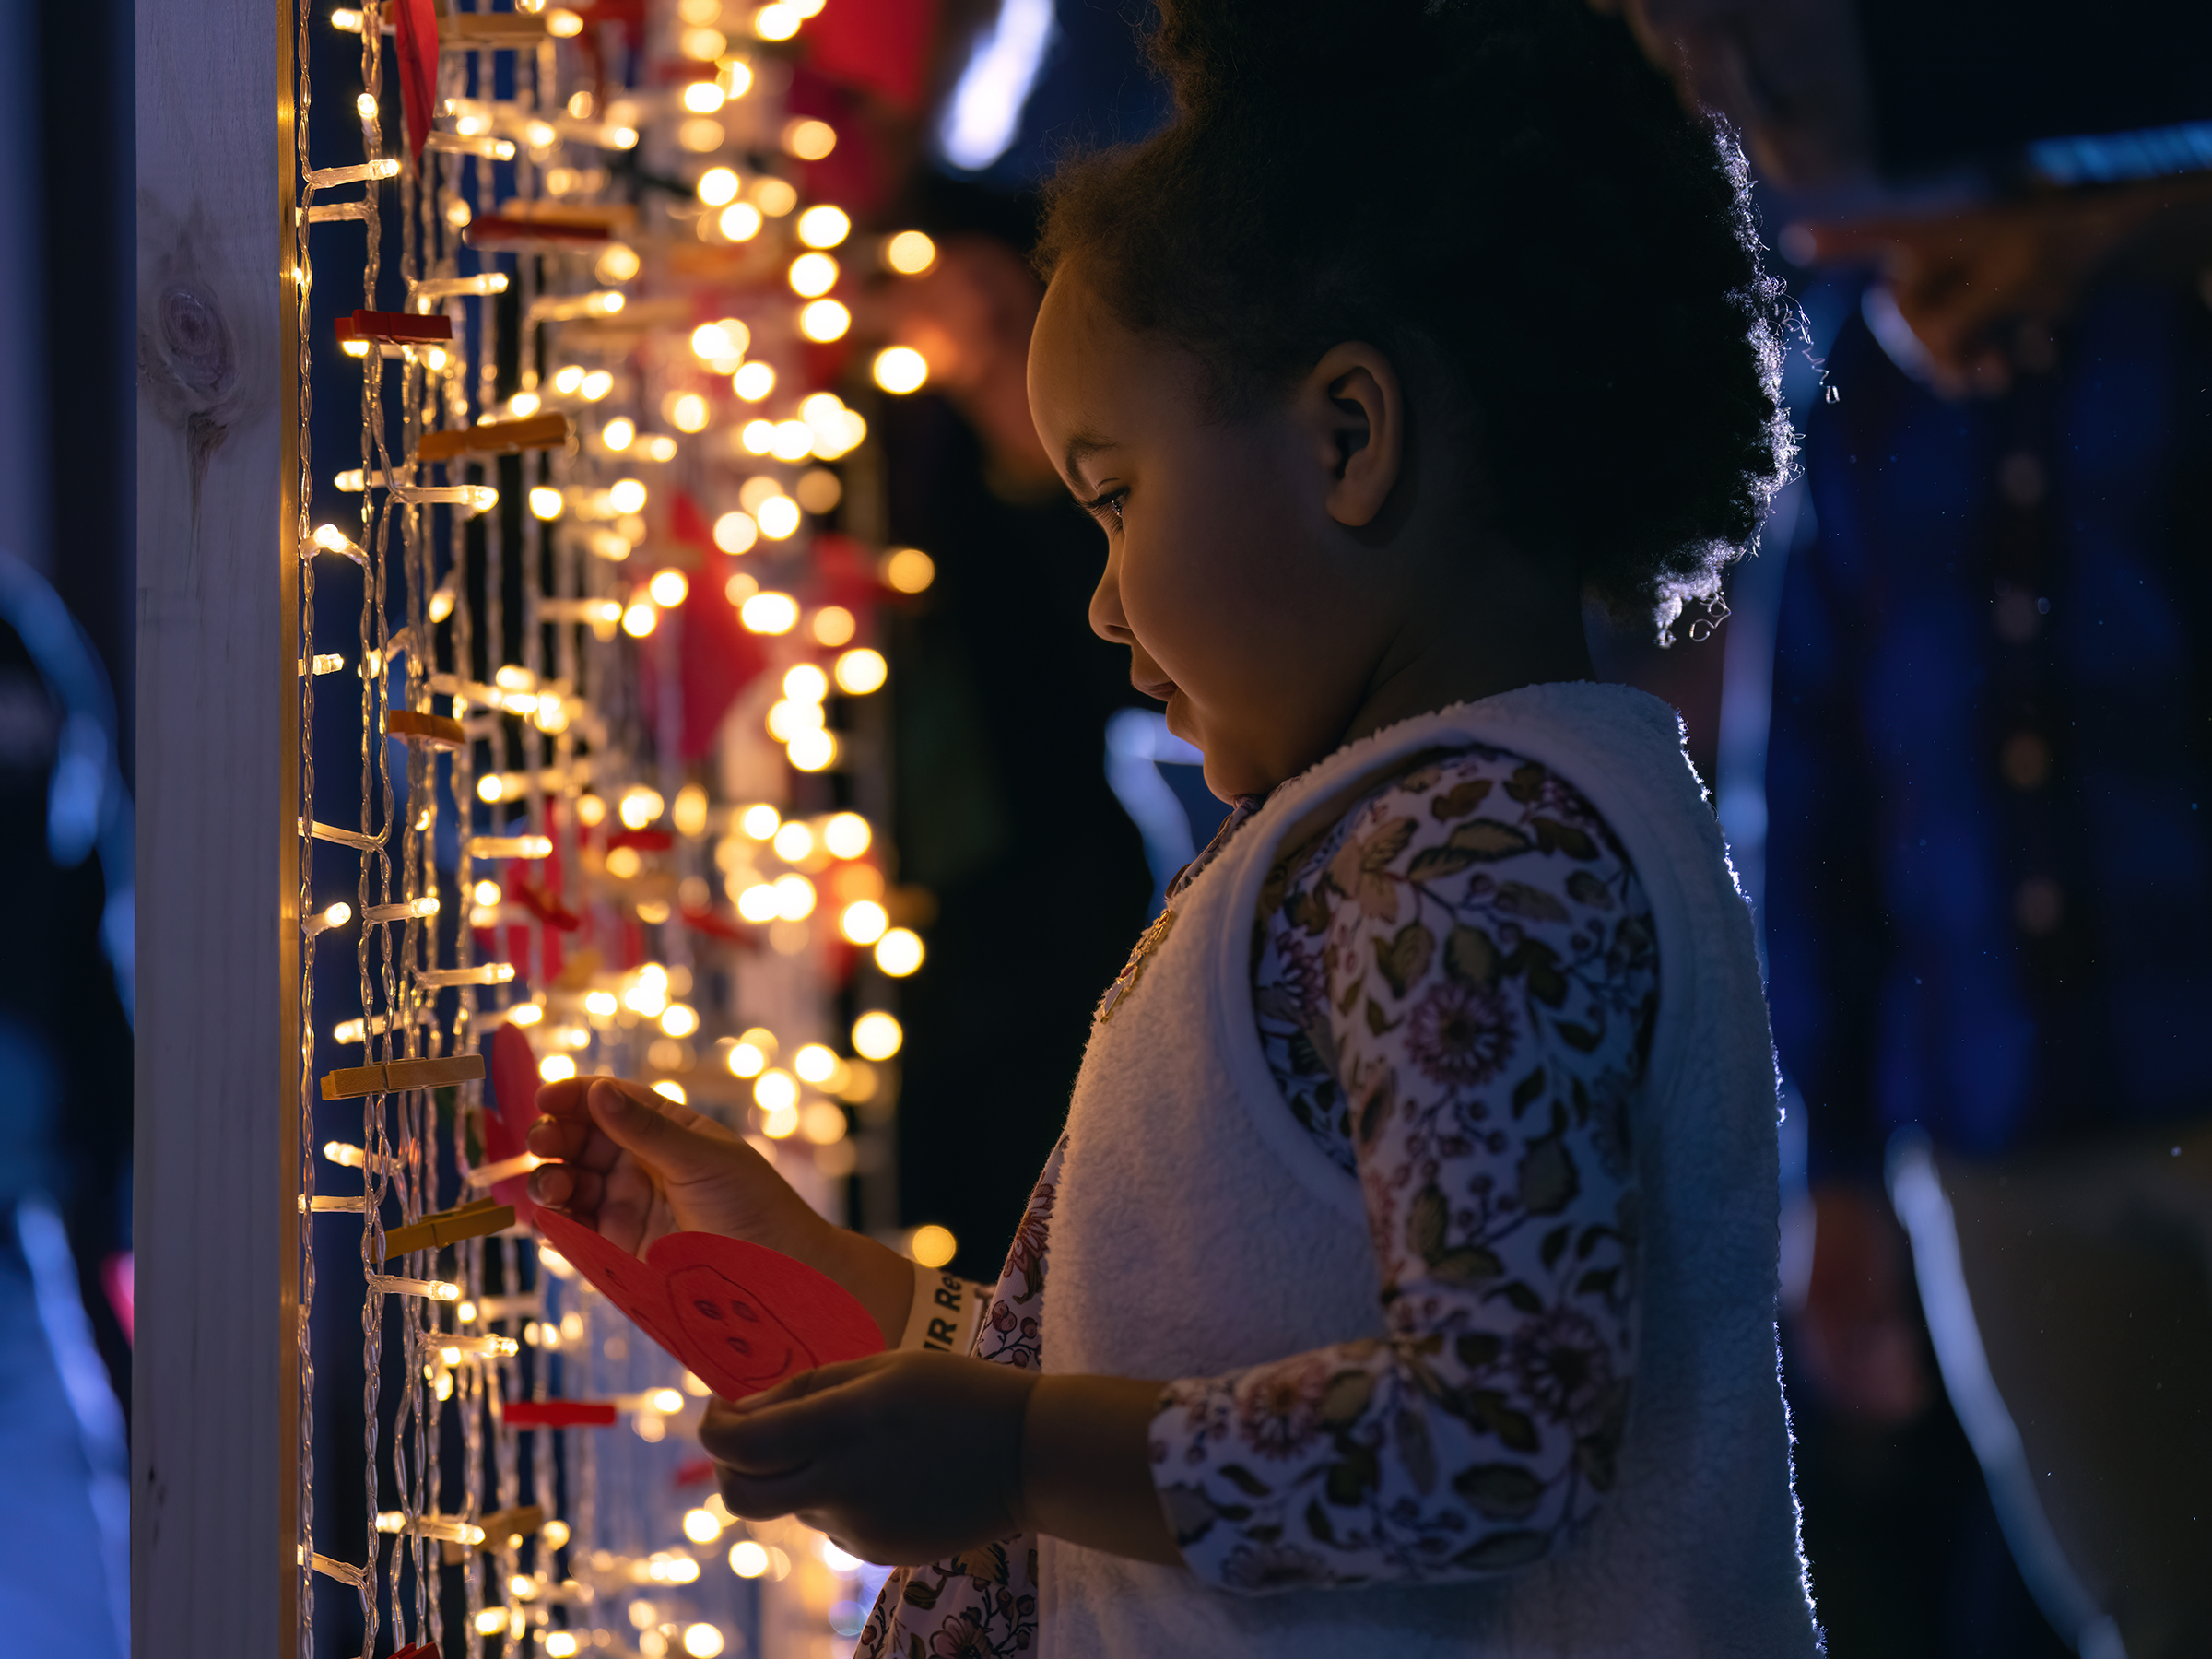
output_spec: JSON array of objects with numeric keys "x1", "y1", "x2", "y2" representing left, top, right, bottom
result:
[{"x1": 1088, "y1": 548, "x2": 1134, "y2": 645}]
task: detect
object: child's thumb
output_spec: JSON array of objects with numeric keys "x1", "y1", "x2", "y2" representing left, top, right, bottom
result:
[{"x1": 584, "y1": 1080, "x2": 721, "y2": 1177}]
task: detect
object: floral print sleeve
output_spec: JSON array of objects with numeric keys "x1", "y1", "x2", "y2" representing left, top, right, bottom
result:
[{"x1": 1150, "y1": 747, "x2": 1656, "y2": 1591}]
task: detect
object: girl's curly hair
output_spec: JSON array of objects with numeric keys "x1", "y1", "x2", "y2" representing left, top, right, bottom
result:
[{"x1": 1035, "y1": 0, "x2": 1798, "y2": 635}]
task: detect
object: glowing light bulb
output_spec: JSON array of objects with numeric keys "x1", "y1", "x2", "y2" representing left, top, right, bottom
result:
[
  {"x1": 720, "y1": 57, "x2": 753, "y2": 98},
  {"x1": 787, "y1": 729, "x2": 837, "y2": 771},
  {"x1": 881, "y1": 547, "x2": 935, "y2": 593},
  {"x1": 834, "y1": 647, "x2": 888, "y2": 695},
  {"x1": 787, "y1": 252, "x2": 839, "y2": 298},
  {"x1": 762, "y1": 1102, "x2": 799, "y2": 1138},
  {"x1": 782, "y1": 664, "x2": 829, "y2": 705},
  {"x1": 885, "y1": 229, "x2": 936, "y2": 275},
  {"x1": 649, "y1": 569, "x2": 690, "y2": 607},
  {"x1": 580, "y1": 369, "x2": 614, "y2": 400},
  {"x1": 729, "y1": 1540, "x2": 769, "y2": 1577},
  {"x1": 853, "y1": 1010, "x2": 902, "y2": 1058},
  {"x1": 540, "y1": 1054, "x2": 578, "y2": 1082},
  {"x1": 821, "y1": 814, "x2": 869, "y2": 861},
  {"x1": 681, "y1": 1507, "x2": 724, "y2": 1546},
  {"x1": 797, "y1": 299, "x2": 850, "y2": 342},
  {"x1": 529, "y1": 486, "x2": 564, "y2": 520},
  {"x1": 755, "y1": 1068, "x2": 797, "y2": 1112},
  {"x1": 771, "y1": 818, "x2": 816, "y2": 861},
  {"x1": 619, "y1": 786, "x2": 665, "y2": 829},
  {"x1": 509, "y1": 390, "x2": 541, "y2": 418},
  {"x1": 713, "y1": 511, "x2": 758, "y2": 553},
  {"x1": 622, "y1": 602, "x2": 656, "y2": 638},
  {"x1": 355, "y1": 92, "x2": 378, "y2": 120},
  {"x1": 509, "y1": 1002, "x2": 545, "y2": 1026},
  {"x1": 684, "y1": 1626, "x2": 725, "y2": 1659},
  {"x1": 782, "y1": 118, "x2": 836, "y2": 159},
  {"x1": 753, "y1": 3, "x2": 799, "y2": 40},
  {"x1": 552, "y1": 365, "x2": 585, "y2": 395},
  {"x1": 739, "y1": 418, "x2": 776, "y2": 454},
  {"x1": 576, "y1": 794, "x2": 607, "y2": 827},
  {"x1": 472, "y1": 879, "x2": 500, "y2": 907},
  {"x1": 876, "y1": 926, "x2": 924, "y2": 976},
  {"x1": 840, "y1": 900, "x2": 888, "y2": 946},
  {"x1": 727, "y1": 1039, "x2": 768, "y2": 1076},
  {"x1": 872, "y1": 347, "x2": 928, "y2": 394},
  {"x1": 602, "y1": 417, "x2": 636, "y2": 451},
  {"x1": 596, "y1": 242, "x2": 642, "y2": 283},
  {"x1": 674, "y1": 782, "x2": 709, "y2": 837},
  {"x1": 755, "y1": 495, "x2": 801, "y2": 539},
  {"x1": 910, "y1": 1223, "x2": 957, "y2": 1267},
  {"x1": 606, "y1": 845, "x2": 642, "y2": 878},
  {"x1": 740, "y1": 592, "x2": 798, "y2": 635},
  {"x1": 794, "y1": 1043, "x2": 837, "y2": 1083},
  {"x1": 718, "y1": 200, "x2": 763, "y2": 242},
  {"x1": 476, "y1": 1609, "x2": 510, "y2": 1635},
  {"x1": 653, "y1": 1080, "x2": 687, "y2": 1103},
  {"x1": 546, "y1": 1636, "x2": 580, "y2": 1659},
  {"x1": 680, "y1": 24, "x2": 727, "y2": 58},
  {"x1": 773, "y1": 874, "x2": 816, "y2": 920},
  {"x1": 661, "y1": 1002, "x2": 700, "y2": 1039},
  {"x1": 669, "y1": 392, "x2": 710, "y2": 433},
  {"x1": 683, "y1": 81, "x2": 727, "y2": 115},
  {"x1": 730, "y1": 364, "x2": 773, "y2": 406},
  {"x1": 796, "y1": 205, "x2": 851, "y2": 249},
  {"x1": 608, "y1": 477, "x2": 647, "y2": 513},
  {"x1": 585, "y1": 990, "x2": 618, "y2": 1018}
]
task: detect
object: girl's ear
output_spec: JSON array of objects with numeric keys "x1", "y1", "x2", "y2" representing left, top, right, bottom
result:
[{"x1": 1297, "y1": 342, "x2": 1405, "y2": 529}]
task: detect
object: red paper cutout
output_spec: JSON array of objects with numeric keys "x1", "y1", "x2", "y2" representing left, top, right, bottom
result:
[
  {"x1": 535, "y1": 1208, "x2": 882, "y2": 1400},
  {"x1": 484, "y1": 1024, "x2": 543, "y2": 1226},
  {"x1": 391, "y1": 0, "x2": 440, "y2": 162},
  {"x1": 501, "y1": 1399, "x2": 619, "y2": 1429}
]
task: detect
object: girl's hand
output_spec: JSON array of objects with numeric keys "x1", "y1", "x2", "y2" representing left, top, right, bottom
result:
[
  {"x1": 525, "y1": 1076, "x2": 913, "y2": 1342},
  {"x1": 701, "y1": 1356, "x2": 1183, "y2": 1569},
  {"x1": 702, "y1": 1352, "x2": 1038, "y2": 1567}
]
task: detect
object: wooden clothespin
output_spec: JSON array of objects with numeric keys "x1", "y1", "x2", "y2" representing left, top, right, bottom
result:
[
  {"x1": 321, "y1": 1053, "x2": 486, "y2": 1101},
  {"x1": 464, "y1": 214, "x2": 610, "y2": 253},
  {"x1": 385, "y1": 709, "x2": 465, "y2": 748},
  {"x1": 416, "y1": 412, "x2": 571, "y2": 465},
  {"x1": 441, "y1": 1503, "x2": 547, "y2": 1564},
  {"x1": 377, "y1": 1198, "x2": 516, "y2": 1262}
]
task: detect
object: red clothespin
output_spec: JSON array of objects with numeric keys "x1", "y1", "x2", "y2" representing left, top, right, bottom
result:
[
  {"x1": 604, "y1": 829, "x2": 675, "y2": 854},
  {"x1": 391, "y1": 0, "x2": 439, "y2": 161},
  {"x1": 340, "y1": 309, "x2": 454, "y2": 345},
  {"x1": 392, "y1": 1641, "x2": 441, "y2": 1659},
  {"x1": 500, "y1": 1400, "x2": 620, "y2": 1429},
  {"x1": 511, "y1": 876, "x2": 582, "y2": 933}
]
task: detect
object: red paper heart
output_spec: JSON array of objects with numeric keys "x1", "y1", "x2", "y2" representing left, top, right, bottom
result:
[{"x1": 535, "y1": 1208, "x2": 882, "y2": 1400}]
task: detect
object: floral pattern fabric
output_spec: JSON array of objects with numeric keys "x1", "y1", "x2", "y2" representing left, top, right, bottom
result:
[{"x1": 858, "y1": 745, "x2": 1656, "y2": 1651}]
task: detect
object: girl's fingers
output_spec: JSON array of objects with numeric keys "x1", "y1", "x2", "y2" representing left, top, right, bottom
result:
[{"x1": 528, "y1": 1161, "x2": 600, "y2": 1216}]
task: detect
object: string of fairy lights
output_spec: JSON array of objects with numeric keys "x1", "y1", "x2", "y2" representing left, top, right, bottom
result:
[{"x1": 290, "y1": 4, "x2": 952, "y2": 1653}]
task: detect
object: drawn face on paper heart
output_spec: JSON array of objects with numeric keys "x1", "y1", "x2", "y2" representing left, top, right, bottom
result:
[
  {"x1": 535, "y1": 1207, "x2": 692, "y2": 1363},
  {"x1": 667, "y1": 1263, "x2": 820, "y2": 1391}
]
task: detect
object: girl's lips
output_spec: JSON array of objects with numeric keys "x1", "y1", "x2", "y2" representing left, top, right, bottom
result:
[{"x1": 1133, "y1": 673, "x2": 1178, "y2": 702}]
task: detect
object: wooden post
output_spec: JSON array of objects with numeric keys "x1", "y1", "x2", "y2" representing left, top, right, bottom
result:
[{"x1": 132, "y1": 0, "x2": 300, "y2": 1653}]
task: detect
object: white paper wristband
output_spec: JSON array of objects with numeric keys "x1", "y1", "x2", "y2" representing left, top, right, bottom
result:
[{"x1": 900, "y1": 1260, "x2": 990, "y2": 1356}]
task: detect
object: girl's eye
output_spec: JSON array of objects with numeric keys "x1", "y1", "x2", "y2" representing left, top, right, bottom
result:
[{"x1": 1082, "y1": 487, "x2": 1129, "y2": 530}]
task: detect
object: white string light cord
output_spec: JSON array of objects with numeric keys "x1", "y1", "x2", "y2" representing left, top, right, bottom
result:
[{"x1": 294, "y1": 1, "x2": 957, "y2": 1653}]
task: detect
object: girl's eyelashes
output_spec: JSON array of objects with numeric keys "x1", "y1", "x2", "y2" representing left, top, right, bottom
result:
[{"x1": 1079, "y1": 485, "x2": 1129, "y2": 530}]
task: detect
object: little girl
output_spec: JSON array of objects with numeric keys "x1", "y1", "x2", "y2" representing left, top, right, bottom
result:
[{"x1": 530, "y1": 0, "x2": 1820, "y2": 1651}]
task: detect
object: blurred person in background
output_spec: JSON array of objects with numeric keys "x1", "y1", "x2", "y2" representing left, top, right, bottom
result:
[{"x1": 1628, "y1": 1, "x2": 2212, "y2": 1653}]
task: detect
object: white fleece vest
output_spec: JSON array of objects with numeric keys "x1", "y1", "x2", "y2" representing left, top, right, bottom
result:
[{"x1": 1037, "y1": 682, "x2": 1818, "y2": 1658}]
